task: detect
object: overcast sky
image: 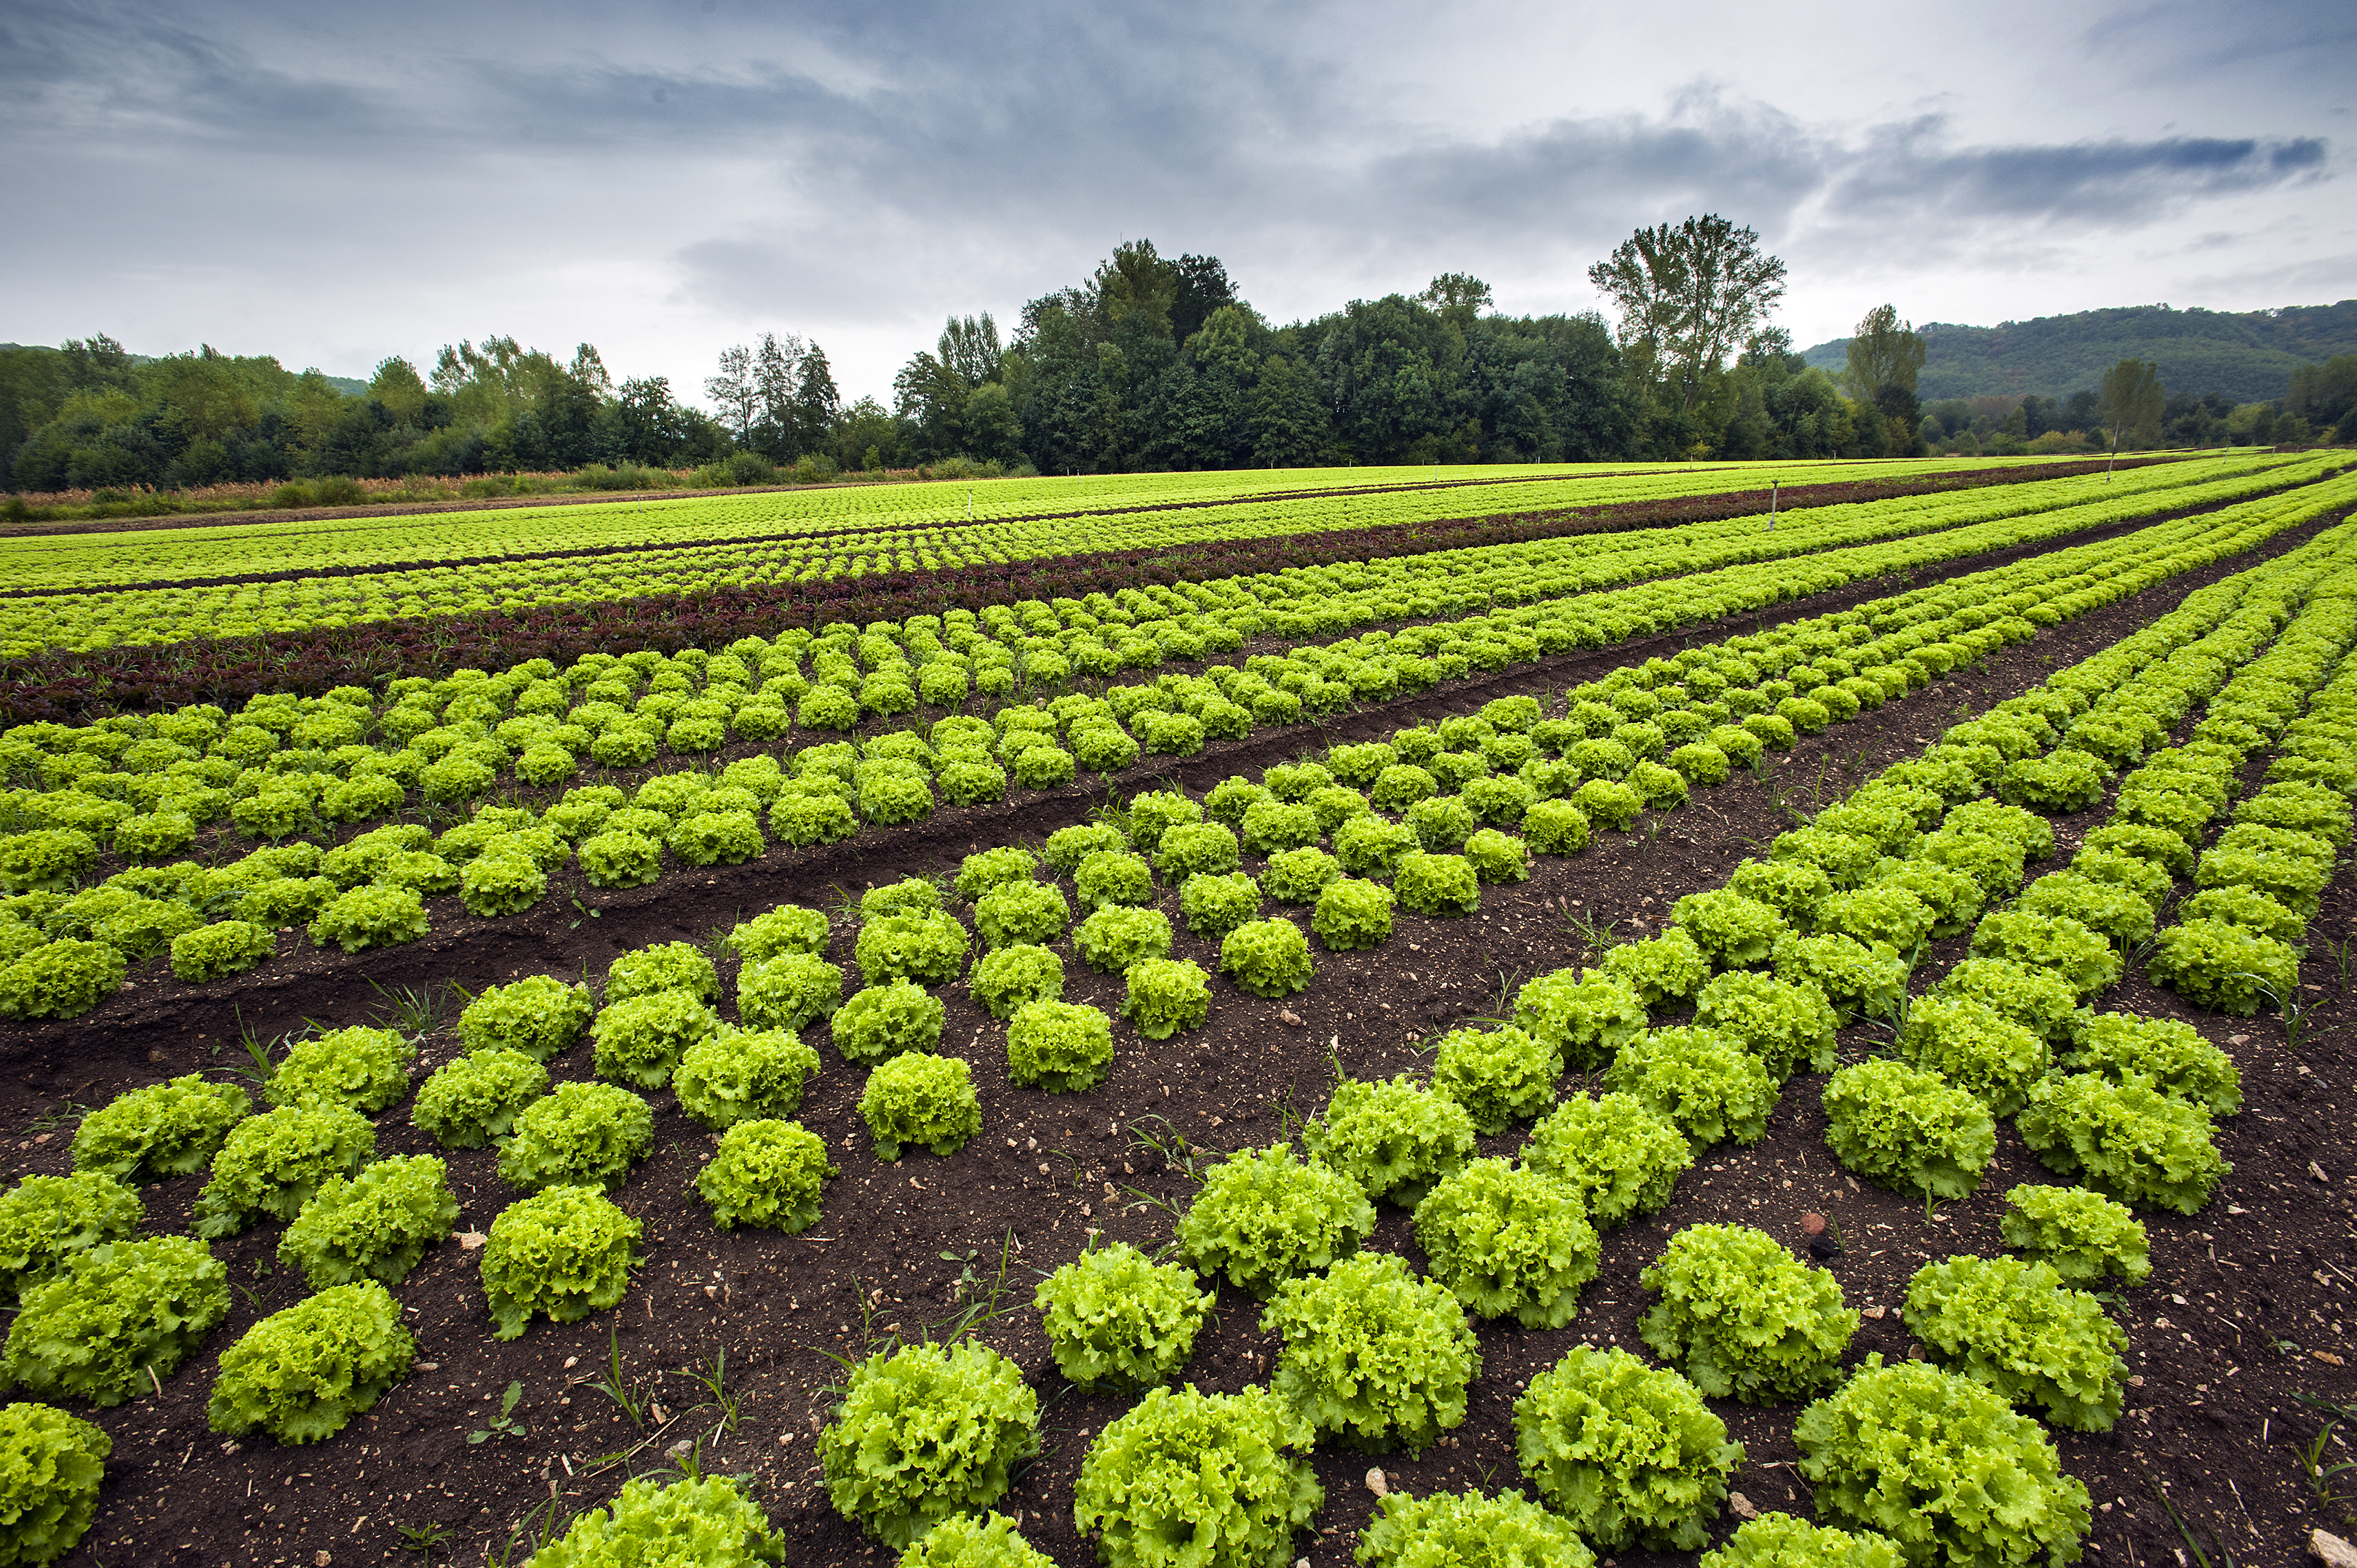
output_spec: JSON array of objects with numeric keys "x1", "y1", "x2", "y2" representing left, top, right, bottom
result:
[{"x1": 1, "y1": 0, "x2": 2348, "y2": 406}]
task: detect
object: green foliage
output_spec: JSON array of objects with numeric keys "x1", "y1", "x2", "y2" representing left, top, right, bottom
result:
[
  {"x1": 0, "y1": 940, "x2": 123, "y2": 1022},
  {"x1": 1180, "y1": 871, "x2": 1261, "y2": 937},
  {"x1": 0, "y1": 1236, "x2": 227, "y2": 1406},
  {"x1": 1073, "y1": 1384, "x2": 1322, "y2": 1568},
  {"x1": 738, "y1": 952, "x2": 844, "y2": 1033},
  {"x1": 0, "y1": 1175, "x2": 142, "y2": 1308},
  {"x1": 168, "y1": 919, "x2": 276, "y2": 983},
  {"x1": 1999, "y1": 1183, "x2": 2152, "y2": 1288},
  {"x1": 1074, "y1": 849, "x2": 1155, "y2": 914},
  {"x1": 1220, "y1": 917, "x2": 1314, "y2": 998},
  {"x1": 1935, "y1": 957, "x2": 2083, "y2": 1047},
  {"x1": 479, "y1": 1184, "x2": 642, "y2": 1340},
  {"x1": 607, "y1": 940, "x2": 720, "y2": 1004},
  {"x1": 955, "y1": 846, "x2": 1039, "y2": 901},
  {"x1": 1574, "y1": 778, "x2": 1643, "y2": 830},
  {"x1": 194, "y1": 1100, "x2": 375, "y2": 1238},
  {"x1": 1731, "y1": 857, "x2": 1833, "y2": 926},
  {"x1": 306, "y1": 884, "x2": 429, "y2": 953},
  {"x1": 1897, "y1": 996, "x2": 2050, "y2": 1116},
  {"x1": 590, "y1": 990, "x2": 719, "y2": 1089},
  {"x1": 1178, "y1": 1143, "x2": 1377, "y2": 1297},
  {"x1": 1310, "y1": 876, "x2": 1394, "y2": 952},
  {"x1": 1006, "y1": 999, "x2": 1116, "y2": 1092},
  {"x1": 1461, "y1": 828, "x2": 1529, "y2": 884},
  {"x1": 1672, "y1": 889, "x2": 1789, "y2": 969},
  {"x1": 1074, "y1": 905, "x2": 1173, "y2": 973},
  {"x1": 1044, "y1": 821, "x2": 1126, "y2": 873},
  {"x1": 1692, "y1": 970, "x2": 1838, "y2": 1081},
  {"x1": 2146, "y1": 918, "x2": 2300, "y2": 1015},
  {"x1": 899, "y1": 1512, "x2": 1053, "y2": 1568},
  {"x1": 973, "y1": 880, "x2": 1071, "y2": 951},
  {"x1": 457, "y1": 975, "x2": 593, "y2": 1060},
  {"x1": 1771, "y1": 932, "x2": 1907, "y2": 1021},
  {"x1": 674, "y1": 1027, "x2": 820, "y2": 1129},
  {"x1": 854, "y1": 911, "x2": 970, "y2": 988},
  {"x1": 1305, "y1": 1075, "x2": 1476, "y2": 1208},
  {"x1": 206, "y1": 1280, "x2": 415, "y2": 1445},
  {"x1": 1794, "y1": 1356, "x2": 2091, "y2": 1566},
  {"x1": 1127, "y1": 789, "x2": 1203, "y2": 854},
  {"x1": 1261, "y1": 846, "x2": 1342, "y2": 905},
  {"x1": 1523, "y1": 798, "x2": 1592, "y2": 855},
  {"x1": 1905, "y1": 1254, "x2": 2126, "y2": 1431},
  {"x1": 1154, "y1": 821, "x2": 1242, "y2": 880},
  {"x1": 1515, "y1": 967, "x2": 1646, "y2": 1071},
  {"x1": 1413, "y1": 1158, "x2": 1598, "y2": 1329},
  {"x1": 266, "y1": 1025, "x2": 415, "y2": 1113},
  {"x1": 696, "y1": 1118, "x2": 837, "y2": 1232},
  {"x1": 1602, "y1": 928, "x2": 1712, "y2": 1009},
  {"x1": 1360, "y1": 1485, "x2": 1597, "y2": 1568},
  {"x1": 1390, "y1": 851, "x2": 1477, "y2": 916},
  {"x1": 1522, "y1": 1093, "x2": 1693, "y2": 1229},
  {"x1": 861, "y1": 1052, "x2": 981, "y2": 1159},
  {"x1": 0, "y1": 829, "x2": 97, "y2": 895},
  {"x1": 1969, "y1": 911, "x2": 2118, "y2": 1000},
  {"x1": 0, "y1": 1402, "x2": 111, "y2": 1567},
  {"x1": 1034, "y1": 1242, "x2": 1214, "y2": 1393},
  {"x1": 1696, "y1": 1512, "x2": 1902, "y2": 1568},
  {"x1": 1512, "y1": 1344, "x2": 1743, "y2": 1552},
  {"x1": 2068, "y1": 1012, "x2": 2240, "y2": 1115},
  {"x1": 1263, "y1": 1250, "x2": 1480, "y2": 1454},
  {"x1": 458, "y1": 848, "x2": 546, "y2": 916},
  {"x1": 1430, "y1": 1025, "x2": 1559, "y2": 1134},
  {"x1": 2179, "y1": 882, "x2": 2305, "y2": 941},
  {"x1": 71, "y1": 1073, "x2": 249, "y2": 1184},
  {"x1": 2017, "y1": 1071, "x2": 2227, "y2": 1215},
  {"x1": 1604, "y1": 1028, "x2": 1776, "y2": 1148},
  {"x1": 1245, "y1": 799, "x2": 1323, "y2": 856},
  {"x1": 412, "y1": 1049, "x2": 547, "y2": 1148},
  {"x1": 1639, "y1": 1223, "x2": 1856, "y2": 1403},
  {"x1": 833, "y1": 979, "x2": 947, "y2": 1065},
  {"x1": 530, "y1": 1474, "x2": 781, "y2": 1568},
  {"x1": 277, "y1": 1153, "x2": 458, "y2": 1289},
  {"x1": 497, "y1": 1081, "x2": 653, "y2": 1193},
  {"x1": 820, "y1": 1340, "x2": 1040, "y2": 1548},
  {"x1": 2017, "y1": 871, "x2": 2155, "y2": 949},
  {"x1": 1821, "y1": 1060, "x2": 1995, "y2": 1203},
  {"x1": 1121, "y1": 957, "x2": 1211, "y2": 1041},
  {"x1": 970, "y1": 944, "x2": 1064, "y2": 1021},
  {"x1": 1335, "y1": 813, "x2": 1421, "y2": 875}
]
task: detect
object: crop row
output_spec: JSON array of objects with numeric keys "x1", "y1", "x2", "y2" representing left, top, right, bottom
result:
[{"x1": 0, "y1": 455, "x2": 2300, "y2": 657}]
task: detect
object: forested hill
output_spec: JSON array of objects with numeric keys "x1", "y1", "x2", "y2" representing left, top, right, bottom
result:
[{"x1": 1801, "y1": 300, "x2": 2357, "y2": 404}]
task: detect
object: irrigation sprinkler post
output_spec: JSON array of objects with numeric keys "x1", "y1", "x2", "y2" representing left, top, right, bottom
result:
[{"x1": 1768, "y1": 479, "x2": 1777, "y2": 529}]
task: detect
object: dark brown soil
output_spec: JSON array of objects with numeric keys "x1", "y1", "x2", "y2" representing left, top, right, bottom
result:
[{"x1": 5, "y1": 508, "x2": 2353, "y2": 1567}]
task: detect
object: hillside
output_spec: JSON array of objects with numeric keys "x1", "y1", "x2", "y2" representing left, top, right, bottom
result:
[{"x1": 1801, "y1": 300, "x2": 2357, "y2": 404}]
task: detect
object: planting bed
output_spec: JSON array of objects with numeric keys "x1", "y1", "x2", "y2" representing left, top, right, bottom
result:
[{"x1": 1, "y1": 457, "x2": 2353, "y2": 1568}]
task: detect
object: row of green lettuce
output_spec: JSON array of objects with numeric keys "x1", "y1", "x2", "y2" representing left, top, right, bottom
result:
[{"x1": 0, "y1": 453, "x2": 2299, "y2": 656}]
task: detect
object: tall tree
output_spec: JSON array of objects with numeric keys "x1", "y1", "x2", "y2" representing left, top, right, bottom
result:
[
  {"x1": 1587, "y1": 215, "x2": 1787, "y2": 413},
  {"x1": 2099, "y1": 358, "x2": 2166, "y2": 453},
  {"x1": 1095, "y1": 241, "x2": 1181, "y2": 338},
  {"x1": 791, "y1": 343, "x2": 840, "y2": 454},
  {"x1": 1839, "y1": 305, "x2": 1926, "y2": 402},
  {"x1": 703, "y1": 343, "x2": 757, "y2": 444},
  {"x1": 1170, "y1": 254, "x2": 1237, "y2": 343}
]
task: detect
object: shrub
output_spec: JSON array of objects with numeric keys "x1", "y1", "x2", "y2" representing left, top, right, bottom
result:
[
  {"x1": 479, "y1": 1184, "x2": 642, "y2": 1339},
  {"x1": 607, "y1": 940, "x2": 719, "y2": 1004},
  {"x1": 1430, "y1": 1025, "x2": 1558, "y2": 1134},
  {"x1": 1006, "y1": 1000, "x2": 1115, "y2": 1092},
  {"x1": 0, "y1": 940, "x2": 123, "y2": 1022},
  {"x1": 833, "y1": 980, "x2": 946, "y2": 1065},
  {"x1": 0, "y1": 1236, "x2": 227, "y2": 1406},
  {"x1": 1794, "y1": 1355, "x2": 2091, "y2": 1566},
  {"x1": 1672, "y1": 889, "x2": 1788, "y2": 969},
  {"x1": 1394, "y1": 852, "x2": 1480, "y2": 916},
  {"x1": 1639, "y1": 1224, "x2": 1855, "y2": 1403},
  {"x1": 1178, "y1": 1143, "x2": 1376, "y2": 1297},
  {"x1": 1522, "y1": 1093, "x2": 1692, "y2": 1228},
  {"x1": 1122, "y1": 957, "x2": 1211, "y2": 1041},
  {"x1": 457, "y1": 975, "x2": 593, "y2": 1060},
  {"x1": 738, "y1": 953, "x2": 844, "y2": 1033},
  {"x1": 206, "y1": 1279, "x2": 415, "y2": 1447},
  {"x1": 71, "y1": 1074, "x2": 248, "y2": 1183},
  {"x1": 1512, "y1": 1345, "x2": 1743, "y2": 1552},
  {"x1": 1690, "y1": 971, "x2": 1837, "y2": 1081},
  {"x1": 1074, "y1": 1385, "x2": 1321, "y2": 1568},
  {"x1": 1305, "y1": 1075, "x2": 1475, "y2": 1208},
  {"x1": 0, "y1": 1175, "x2": 142, "y2": 1308},
  {"x1": 820, "y1": 1340, "x2": 1039, "y2": 1547},
  {"x1": 1602, "y1": 929, "x2": 1712, "y2": 1009},
  {"x1": 265, "y1": 1025, "x2": 414, "y2": 1114},
  {"x1": 2068, "y1": 1012, "x2": 2240, "y2": 1115},
  {"x1": 1263, "y1": 1250, "x2": 1478, "y2": 1454},
  {"x1": 1822, "y1": 1060, "x2": 1995, "y2": 1202},
  {"x1": 2000, "y1": 1183, "x2": 2152, "y2": 1288},
  {"x1": 675, "y1": 1027, "x2": 819, "y2": 1129},
  {"x1": 1034, "y1": 1242, "x2": 1214, "y2": 1393},
  {"x1": 1969, "y1": 911, "x2": 2119, "y2": 999},
  {"x1": 1074, "y1": 849, "x2": 1154, "y2": 913},
  {"x1": 955, "y1": 846, "x2": 1039, "y2": 900},
  {"x1": 1513, "y1": 967, "x2": 1646, "y2": 1071},
  {"x1": 412, "y1": 1049, "x2": 546, "y2": 1148},
  {"x1": 1897, "y1": 995, "x2": 2049, "y2": 1116},
  {"x1": 2017, "y1": 1071, "x2": 2226, "y2": 1214},
  {"x1": 1180, "y1": 871, "x2": 1261, "y2": 937},
  {"x1": 1043, "y1": 821, "x2": 1126, "y2": 873},
  {"x1": 1073, "y1": 905, "x2": 1173, "y2": 973},
  {"x1": 193, "y1": 1101, "x2": 374, "y2": 1238},
  {"x1": 855, "y1": 911, "x2": 969, "y2": 988},
  {"x1": 169, "y1": 919, "x2": 276, "y2": 983},
  {"x1": 1413, "y1": 1158, "x2": 1598, "y2": 1329},
  {"x1": 861, "y1": 1052, "x2": 980, "y2": 1160},
  {"x1": 2146, "y1": 919, "x2": 2300, "y2": 1015},
  {"x1": 307, "y1": 884, "x2": 428, "y2": 953},
  {"x1": 973, "y1": 881, "x2": 1070, "y2": 951},
  {"x1": 1221, "y1": 917, "x2": 1314, "y2": 998},
  {"x1": 970, "y1": 944, "x2": 1064, "y2": 1021},
  {"x1": 1605, "y1": 1028, "x2": 1776, "y2": 1148},
  {"x1": 498, "y1": 1081, "x2": 653, "y2": 1192},
  {"x1": 696, "y1": 1119, "x2": 836, "y2": 1232},
  {"x1": 590, "y1": 991, "x2": 719, "y2": 1089},
  {"x1": 0, "y1": 1402, "x2": 111, "y2": 1565},
  {"x1": 276, "y1": 1154, "x2": 457, "y2": 1290},
  {"x1": 530, "y1": 1474, "x2": 781, "y2": 1568},
  {"x1": 1903, "y1": 1254, "x2": 2126, "y2": 1431}
]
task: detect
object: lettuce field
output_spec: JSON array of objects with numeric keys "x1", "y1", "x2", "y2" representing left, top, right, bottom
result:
[{"x1": 0, "y1": 454, "x2": 2352, "y2": 1568}]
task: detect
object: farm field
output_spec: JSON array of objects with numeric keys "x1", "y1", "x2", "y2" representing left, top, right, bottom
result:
[{"x1": 0, "y1": 455, "x2": 2353, "y2": 1568}]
